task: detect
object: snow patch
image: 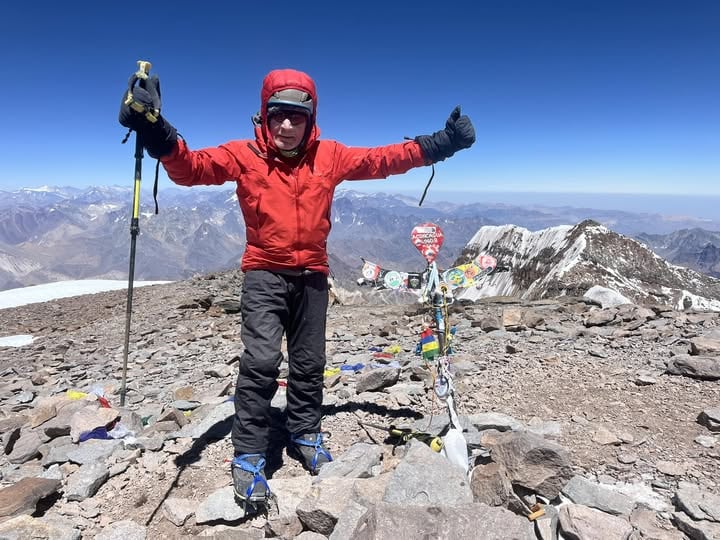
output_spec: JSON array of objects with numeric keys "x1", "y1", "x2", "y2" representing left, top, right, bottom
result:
[
  {"x1": 0, "y1": 334, "x2": 34, "y2": 347},
  {"x1": 677, "y1": 290, "x2": 720, "y2": 312},
  {"x1": 0, "y1": 280, "x2": 172, "y2": 310},
  {"x1": 584, "y1": 285, "x2": 632, "y2": 308}
]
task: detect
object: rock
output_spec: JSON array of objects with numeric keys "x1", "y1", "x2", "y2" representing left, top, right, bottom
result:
[
  {"x1": 617, "y1": 452, "x2": 638, "y2": 464},
  {"x1": 609, "y1": 481, "x2": 672, "y2": 512},
  {"x1": 695, "y1": 435, "x2": 717, "y2": 448},
  {"x1": 592, "y1": 425, "x2": 622, "y2": 446},
  {"x1": 157, "y1": 407, "x2": 189, "y2": 428},
  {"x1": 634, "y1": 374, "x2": 657, "y2": 386},
  {"x1": 477, "y1": 316, "x2": 502, "y2": 332},
  {"x1": 0, "y1": 477, "x2": 61, "y2": 519},
  {"x1": 467, "y1": 412, "x2": 524, "y2": 432},
  {"x1": 559, "y1": 504, "x2": 634, "y2": 540},
  {"x1": 296, "y1": 477, "x2": 358, "y2": 536},
  {"x1": 170, "y1": 400, "x2": 201, "y2": 411},
  {"x1": 674, "y1": 481, "x2": 720, "y2": 522},
  {"x1": 195, "y1": 486, "x2": 246, "y2": 524},
  {"x1": 349, "y1": 502, "x2": 535, "y2": 540},
  {"x1": 329, "y1": 500, "x2": 369, "y2": 540},
  {"x1": 690, "y1": 335, "x2": 720, "y2": 355},
  {"x1": 666, "y1": 355, "x2": 720, "y2": 380},
  {"x1": 673, "y1": 510, "x2": 720, "y2": 540},
  {"x1": 561, "y1": 475, "x2": 636, "y2": 515},
  {"x1": 470, "y1": 462, "x2": 513, "y2": 506},
  {"x1": 351, "y1": 473, "x2": 391, "y2": 507},
  {"x1": 698, "y1": 407, "x2": 720, "y2": 432},
  {"x1": 382, "y1": 440, "x2": 473, "y2": 506},
  {"x1": 94, "y1": 520, "x2": 147, "y2": 540},
  {"x1": 173, "y1": 386, "x2": 195, "y2": 400},
  {"x1": 502, "y1": 307, "x2": 526, "y2": 330},
  {"x1": 526, "y1": 418, "x2": 562, "y2": 438},
  {"x1": 173, "y1": 400, "x2": 234, "y2": 440},
  {"x1": 162, "y1": 497, "x2": 196, "y2": 527},
  {"x1": 30, "y1": 403, "x2": 58, "y2": 428},
  {"x1": 355, "y1": 368, "x2": 400, "y2": 393},
  {"x1": 0, "y1": 514, "x2": 80, "y2": 540},
  {"x1": 630, "y1": 508, "x2": 685, "y2": 540},
  {"x1": 69, "y1": 406, "x2": 120, "y2": 443},
  {"x1": 66, "y1": 439, "x2": 122, "y2": 465},
  {"x1": 317, "y1": 442, "x2": 383, "y2": 480},
  {"x1": 480, "y1": 430, "x2": 573, "y2": 499},
  {"x1": 656, "y1": 460, "x2": 688, "y2": 477},
  {"x1": 265, "y1": 477, "x2": 312, "y2": 538},
  {"x1": 296, "y1": 532, "x2": 329, "y2": 540},
  {"x1": 7, "y1": 430, "x2": 42, "y2": 464},
  {"x1": 204, "y1": 364, "x2": 232, "y2": 378},
  {"x1": 585, "y1": 308, "x2": 618, "y2": 327},
  {"x1": 65, "y1": 462, "x2": 109, "y2": 501}
]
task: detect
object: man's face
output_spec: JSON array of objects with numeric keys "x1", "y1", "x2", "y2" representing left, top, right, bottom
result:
[{"x1": 268, "y1": 109, "x2": 308, "y2": 151}]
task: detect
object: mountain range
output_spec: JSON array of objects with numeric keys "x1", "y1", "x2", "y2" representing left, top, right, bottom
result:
[
  {"x1": 457, "y1": 220, "x2": 720, "y2": 310},
  {"x1": 3, "y1": 186, "x2": 720, "y2": 305}
]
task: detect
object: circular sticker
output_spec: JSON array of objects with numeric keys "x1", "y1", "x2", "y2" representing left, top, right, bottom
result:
[
  {"x1": 477, "y1": 255, "x2": 497, "y2": 270},
  {"x1": 443, "y1": 268, "x2": 465, "y2": 287},
  {"x1": 463, "y1": 263, "x2": 481, "y2": 280},
  {"x1": 362, "y1": 261, "x2": 381, "y2": 280},
  {"x1": 383, "y1": 271, "x2": 403, "y2": 289}
]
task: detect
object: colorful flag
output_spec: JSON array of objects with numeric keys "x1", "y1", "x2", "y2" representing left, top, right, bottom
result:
[{"x1": 420, "y1": 328, "x2": 439, "y2": 359}]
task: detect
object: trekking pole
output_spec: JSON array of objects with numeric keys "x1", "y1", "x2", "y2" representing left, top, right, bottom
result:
[
  {"x1": 120, "y1": 60, "x2": 154, "y2": 407},
  {"x1": 358, "y1": 421, "x2": 444, "y2": 452}
]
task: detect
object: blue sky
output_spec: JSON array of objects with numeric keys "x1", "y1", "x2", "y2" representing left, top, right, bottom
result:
[{"x1": 1, "y1": 1, "x2": 718, "y2": 196}]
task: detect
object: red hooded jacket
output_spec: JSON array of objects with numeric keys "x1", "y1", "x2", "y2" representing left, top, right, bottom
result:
[{"x1": 160, "y1": 69, "x2": 428, "y2": 275}]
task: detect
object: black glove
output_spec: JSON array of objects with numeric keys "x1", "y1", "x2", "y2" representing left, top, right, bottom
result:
[
  {"x1": 119, "y1": 74, "x2": 177, "y2": 159},
  {"x1": 415, "y1": 106, "x2": 475, "y2": 163}
]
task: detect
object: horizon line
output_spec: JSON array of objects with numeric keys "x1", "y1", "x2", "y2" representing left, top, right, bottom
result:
[{"x1": 6, "y1": 184, "x2": 720, "y2": 198}]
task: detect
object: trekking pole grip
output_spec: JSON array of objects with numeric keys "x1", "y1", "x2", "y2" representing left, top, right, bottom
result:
[{"x1": 136, "y1": 60, "x2": 152, "y2": 78}]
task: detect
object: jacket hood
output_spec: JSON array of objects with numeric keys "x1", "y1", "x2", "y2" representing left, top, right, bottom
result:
[{"x1": 256, "y1": 69, "x2": 320, "y2": 155}]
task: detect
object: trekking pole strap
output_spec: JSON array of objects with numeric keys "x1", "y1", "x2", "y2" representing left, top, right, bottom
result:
[{"x1": 418, "y1": 164, "x2": 435, "y2": 207}]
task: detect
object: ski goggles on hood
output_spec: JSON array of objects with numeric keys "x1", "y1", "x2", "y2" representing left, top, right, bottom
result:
[{"x1": 267, "y1": 88, "x2": 314, "y2": 116}]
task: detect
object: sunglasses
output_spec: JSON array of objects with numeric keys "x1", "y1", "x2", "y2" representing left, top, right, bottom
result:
[{"x1": 267, "y1": 109, "x2": 308, "y2": 126}]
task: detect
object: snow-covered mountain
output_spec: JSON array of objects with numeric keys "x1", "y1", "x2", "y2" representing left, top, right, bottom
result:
[{"x1": 459, "y1": 220, "x2": 720, "y2": 310}]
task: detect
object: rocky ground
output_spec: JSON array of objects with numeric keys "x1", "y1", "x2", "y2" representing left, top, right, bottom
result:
[{"x1": 0, "y1": 269, "x2": 720, "y2": 539}]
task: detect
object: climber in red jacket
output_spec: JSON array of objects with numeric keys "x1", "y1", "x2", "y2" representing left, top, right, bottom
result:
[{"x1": 119, "y1": 67, "x2": 475, "y2": 509}]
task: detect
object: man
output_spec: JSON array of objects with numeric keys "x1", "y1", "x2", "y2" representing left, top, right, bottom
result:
[{"x1": 119, "y1": 68, "x2": 475, "y2": 507}]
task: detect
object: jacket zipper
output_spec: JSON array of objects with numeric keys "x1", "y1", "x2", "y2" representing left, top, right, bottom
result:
[{"x1": 292, "y1": 165, "x2": 301, "y2": 267}]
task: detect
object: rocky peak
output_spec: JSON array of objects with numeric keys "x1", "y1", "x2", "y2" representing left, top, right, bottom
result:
[{"x1": 458, "y1": 220, "x2": 720, "y2": 310}]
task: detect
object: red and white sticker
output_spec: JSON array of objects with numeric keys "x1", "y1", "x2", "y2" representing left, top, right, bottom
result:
[
  {"x1": 476, "y1": 254, "x2": 497, "y2": 270},
  {"x1": 411, "y1": 223, "x2": 444, "y2": 263},
  {"x1": 361, "y1": 260, "x2": 381, "y2": 280}
]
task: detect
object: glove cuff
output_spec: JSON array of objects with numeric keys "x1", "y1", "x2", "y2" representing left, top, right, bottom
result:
[
  {"x1": 143, "y1": 117, "x2": 178, "y2": 159},
  {"x1": 415, "y1": 129, "x2": 454, "y2": 164}
]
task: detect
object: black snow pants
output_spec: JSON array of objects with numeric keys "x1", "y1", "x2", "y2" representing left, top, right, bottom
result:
[{"x1": 231, "y1": 269, "x2": 328, "y2": 455}]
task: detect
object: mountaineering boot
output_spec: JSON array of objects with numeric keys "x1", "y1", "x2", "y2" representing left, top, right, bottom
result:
[
  {"x1": 288, "y1": 433, "x2": 333, "y2": 474},
  {"x1": 231, "y1": 454, "x2": 271, "y2": 506}
]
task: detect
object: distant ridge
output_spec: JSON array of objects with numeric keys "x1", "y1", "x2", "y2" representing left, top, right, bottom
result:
[
  {"x1": 458, "y1": 220, "x2": 720, "y2": 310},
  {"x1": 2, "y1": 186, "x2": 720, "y2": 297}
]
